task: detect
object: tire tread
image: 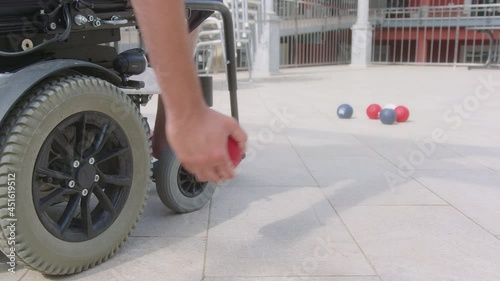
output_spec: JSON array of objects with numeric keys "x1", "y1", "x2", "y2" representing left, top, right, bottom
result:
[{"x1": 0, "y1": 75, "x2": 152, "y2": 275}]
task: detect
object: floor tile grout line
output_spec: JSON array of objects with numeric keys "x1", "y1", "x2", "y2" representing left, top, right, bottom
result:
[
  {"x1": 284, "y1": 134, "x2": 384, "y2": 281},
  {"x1": 409, "y1": 174, "x2": 500, "y2": 240},
  {"x1": 324, "y1": 200, "x2": 385, "y2": 281},
  {"x1": 443, "y1": 145, "x2": 498, "y2": 172},
  {"x1": 342, "y1": 130, "x2": 500, "y2": 239},
  {"x1": 17, "y1": 268, "x2": 29, "y2": 281},
  {"x1": 333, "y1": 204, "x2": 449, "y2": 207},
  {"x1": 348, "y1": 131, "x2": 495, "y2": 177},
  {"x1": 130, "y1": 235, "x2": 206, "y2": 238},
  {"x1": 287, "y1": 122, "x2": 497, "y2": 280},
  {"x1": 204, "y1": 274, "x2": 379, "y2": 278},
  {"x1": 348, "y1": 131, "x2": 414, "y2": 172},
  {"x1": 201, "y1": 198, "x2": 213, "y2": 281}
]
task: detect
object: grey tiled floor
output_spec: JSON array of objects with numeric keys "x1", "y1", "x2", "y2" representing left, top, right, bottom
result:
[{"x1": 2, "y1": 65, "x2": 500, "y2": 281}]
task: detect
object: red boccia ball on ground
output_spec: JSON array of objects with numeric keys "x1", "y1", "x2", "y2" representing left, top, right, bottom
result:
[
  {"x1": 366, "y1": 104, "x2": 382, "y2": 119},
  {"x1": 395, "y1": 105, "x2": 410, "y2": 122}
]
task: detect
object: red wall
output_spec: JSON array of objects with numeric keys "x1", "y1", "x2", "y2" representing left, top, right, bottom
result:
[
  {"x1": 373, "y1": 27, "x2": 498, "y2": 63},
  {"x1": 374, "y1": 28, "x2": 500, "y2": 41}
]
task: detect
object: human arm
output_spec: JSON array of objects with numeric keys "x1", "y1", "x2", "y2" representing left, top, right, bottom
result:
[{"x1": 131, "y1": 0, "x2": 247, "y2": 182}]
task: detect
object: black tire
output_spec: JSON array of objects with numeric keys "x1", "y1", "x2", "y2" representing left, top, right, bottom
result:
[
  {"x1": 0, "y1": 75, "x2": 151, "y2": 275},
  {"x1": 155, "y1": 146, "x2": 216, "y2": 213}
]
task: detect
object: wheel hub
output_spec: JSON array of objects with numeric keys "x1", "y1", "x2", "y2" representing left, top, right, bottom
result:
[
  {"x1": 75, "y1": 162, "x2": 97, "y2": 190},
  {"x1": 177, "y1": 166, "x2": 206, "y2": 198},
  {"x1": 32, "y1": 112, "x2": 133, "y2": 242}
]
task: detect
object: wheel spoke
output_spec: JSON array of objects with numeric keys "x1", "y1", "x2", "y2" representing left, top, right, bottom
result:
[
  {"x1": 80, "y1": 195, "x2": 93, "y2": 237},
  {"x1": 92, "y1": 122, "x2": 115, "y2": 155},
  {"x1": 74, "y1": 114, "x2": 87, "y2": 158},
  {"x1": 179, "y1": 179, "x2": 191, "y2": 186},
  {"x1": 179, "y1": 169, "x2": 190, "y2": 178},
  {"x1": 177, "y1": 167, "x2": 206, "y2": 197},
  {"x1": 194, "y1": 183, "x2": 202, "y2": 193},
  {"x1": 32, "y1": 109, "x2": 136, "y2": 242},
  {"x1": 188, "y1": 182, "x2": 196, "y2": 194},
  {"x1": 99, "y1": 172, "x2": 131, "y2": 187},
  {"x1": 39, "y1": 188, "x2": 77, "y2": 211},
  {"x1": 93, "y1": 185, "x2": 118, "y2": 217},
  {"x1": 95, "y1": 146, "x2": 130, "y2": 164},
  {"x1": 58, "y1": 194, "x2": 81, "y2": 234},
  {"x1": 36, "y1": 167, "x2": 73, "y2": 181},
  {"x1": 52, "y1": 128, "x2": 74, "y2": 159}
]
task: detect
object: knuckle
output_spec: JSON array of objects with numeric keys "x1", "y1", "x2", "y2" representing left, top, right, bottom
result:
[
  {"x1": 196, "y1": 176, "x2": 207, "y2": 182},
  {"x1": 227, "y1": 118, "x2": 238, "y2": 128},
  {"x1": 211, "y1": 151, "x2": 226, "y2": 162},
  {"x1": 196, "y1": 155, "x2": 210, "y2": 165},
  {"x1": 196, "y1": 172, "x2": 209, "y2": 182}
]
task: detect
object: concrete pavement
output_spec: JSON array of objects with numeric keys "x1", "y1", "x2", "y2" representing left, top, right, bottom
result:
[{"x1": 2, "y1": 65, "x2": 500, "y2": 281}]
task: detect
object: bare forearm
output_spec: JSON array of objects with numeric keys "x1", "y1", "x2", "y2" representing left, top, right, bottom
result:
[
  {"x1": 132, "y1": 0, "x2": 247, "y2": 182},
  {"x1": 131, "y1": 0, "x2": 206, "y2": 119}
]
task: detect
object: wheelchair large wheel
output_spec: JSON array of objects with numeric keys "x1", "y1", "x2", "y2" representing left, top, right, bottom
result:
[
  {"x1": 0, "y1": 75, "x2": 151, "y2": 275},
  {"x1": 155, "y1": 146, "x2": 216, "y2": 213}
]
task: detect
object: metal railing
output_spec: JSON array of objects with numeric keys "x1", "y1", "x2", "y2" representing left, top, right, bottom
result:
[
  {"x1": 275, "y1": 0, "x2": 358, "y2": 20},
  {"x1": 276, "y1": 0, "x2": 358, "y2": 67},
  {"x1": 370, "y1": 2, "x2": 500, "y2": 66},
  {"x1": 193, "y1": 0, "x2": 263, "y2": 73},
  {"x1": 117, "y1": 1, "x2": 500, "y2": 72}
]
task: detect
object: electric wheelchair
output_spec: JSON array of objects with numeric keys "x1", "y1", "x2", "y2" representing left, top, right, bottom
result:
[{"x1": 0, "y1": 0, "x2": 239, "y2": 275}]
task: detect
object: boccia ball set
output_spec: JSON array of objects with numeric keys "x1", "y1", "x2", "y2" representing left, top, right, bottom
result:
[{"x1": 337, "y1": 103, "x2": 410, "y2": 125}]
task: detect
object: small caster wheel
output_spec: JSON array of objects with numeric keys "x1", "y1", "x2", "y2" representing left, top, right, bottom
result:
[{"x1": 154, "y1": 146, "x2": 216, "y2": 213}]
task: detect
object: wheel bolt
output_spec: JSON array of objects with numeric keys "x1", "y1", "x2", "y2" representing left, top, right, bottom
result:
[
  {"x1": 94, "y1": 174, "x2": 100, "y2": 182},
  {"x1": 89, "y1": 157, "x2": 95, "y2": 165},
  {"x1": 68, "y1": 180, "x2": 75, "y2": 188},
  {"x1": 82, "y1": 189, "x2": 89, "y2": 196},
  {"x1": 73, "y1": 160, "x2": 80, "y2": 168}
]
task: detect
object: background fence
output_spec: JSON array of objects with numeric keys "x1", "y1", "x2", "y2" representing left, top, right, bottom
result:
[
  {"x1": 276, "y1": 0, "x2": 357, "y2": 67},
  {"x1": 117, "y1": 0, "x2": 500, "y2": 72},
  {"x1": 370, "y1": 1, "x2": 500, "y2": 66}
]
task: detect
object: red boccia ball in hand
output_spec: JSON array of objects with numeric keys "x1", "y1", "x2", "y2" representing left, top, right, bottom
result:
[
  {"x1": 366, "y1": 104, "x2": 382, "y2": 119},
  {"x1": 395, "y1": 106, "x2": 410, "y2": 122},
  {"x1": 227, "y1": 137, "x2": 242, "y2": 167}
]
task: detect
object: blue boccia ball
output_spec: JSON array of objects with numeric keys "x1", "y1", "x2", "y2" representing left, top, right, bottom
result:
[
  {"x1": 380, "y1": 108, "x2": 397, "y2": 125},
  {"x1": 337, "y1": 104, "x2": 353, "y2": 119}
]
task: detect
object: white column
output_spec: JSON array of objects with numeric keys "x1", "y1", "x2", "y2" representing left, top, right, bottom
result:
[
  {"x1": 351, "y1": 0, "x2": 373, "y2": 66},
  {"x1": 464, "y1": 0, "x2": 472, "y2": 17},
  {"x1": 253, "y1": 0, "x2": 281, "y2": 74}
]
